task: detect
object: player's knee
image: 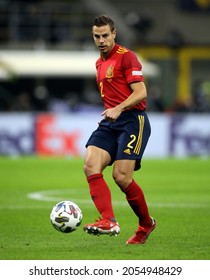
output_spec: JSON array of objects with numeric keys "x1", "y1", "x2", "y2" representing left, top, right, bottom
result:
[
  {"x1": 113, "y1": 171, "x2": 132, "y2": 190},
  {"x1": 83, "y1": 161, "x2": 94, "y2": 177},
  {"x1": 84, "y1": 158, "x2": 104, "y2": 177}
]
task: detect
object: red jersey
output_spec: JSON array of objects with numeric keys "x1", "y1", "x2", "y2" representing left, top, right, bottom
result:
[{"x1": 95, "y1": 44, "x2": 146, "y2": 111}]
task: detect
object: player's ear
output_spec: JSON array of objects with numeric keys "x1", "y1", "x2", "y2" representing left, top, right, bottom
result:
[{"x1": 113, "y1": 29, "x2": 117, "y2": 38}]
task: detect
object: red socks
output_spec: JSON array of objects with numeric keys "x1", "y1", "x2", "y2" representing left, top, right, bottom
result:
[
  {"x1": 87, "y1": 173, "x2": 115, "y2": 220},
  {"x1": 123, "y1": 179, "x2": 151, "y2": 227},
  {"x1": 87, "y1": 174, "x2": 151, "y2": 227}
]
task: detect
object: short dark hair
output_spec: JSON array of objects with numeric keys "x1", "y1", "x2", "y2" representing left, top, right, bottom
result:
[{"x1": 92, "y1": 15, "x2": 115, "y2": 32}]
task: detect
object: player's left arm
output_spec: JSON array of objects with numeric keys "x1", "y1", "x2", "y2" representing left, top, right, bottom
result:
[
  {"x1": 102, "y1": 81, "x2": 147, "y2": 121},
  {"x1": 118, "y1": 81, "x2": 147, "y2": 111}
]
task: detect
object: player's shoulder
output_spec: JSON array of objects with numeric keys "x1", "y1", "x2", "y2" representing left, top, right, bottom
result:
[
  {"x1": 116, "y1": 44, "x2": 130, "y2": 55},
  {"x1": 95, "y1": 57, "x2": 102, "y2": 67},
  {"x1": 116, "y1": 44, "x2": 137, "y2": 59}
]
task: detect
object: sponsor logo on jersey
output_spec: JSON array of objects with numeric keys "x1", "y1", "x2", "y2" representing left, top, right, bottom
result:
[
  {"x1": 117, "y1": 46, "x2": 128, "y2": 54},
  {"x1": 123, "y1": 148, "x2": 131, "y2": 155}
]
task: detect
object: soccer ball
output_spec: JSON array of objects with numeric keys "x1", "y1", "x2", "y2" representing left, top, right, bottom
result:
[{"x1": 50, "y1": 200, "x2": 83, "y2": 233}]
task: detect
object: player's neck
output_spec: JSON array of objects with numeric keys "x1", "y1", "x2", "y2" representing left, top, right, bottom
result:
[{"x1": 101, "y1": 44, "x2": 116, "y2": 60}]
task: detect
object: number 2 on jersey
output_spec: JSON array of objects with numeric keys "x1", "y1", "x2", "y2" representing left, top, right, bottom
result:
[{"x1": 99, "y1": 82, "x2": 104, "y2": 97}]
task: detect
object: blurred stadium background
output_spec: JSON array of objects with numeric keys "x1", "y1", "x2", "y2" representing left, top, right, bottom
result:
[{"x1": 0, "y1": 0, "x2": 210, "y2": 158}]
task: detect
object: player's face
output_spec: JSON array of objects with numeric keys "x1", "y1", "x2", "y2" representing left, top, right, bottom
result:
[{"x1": 92, "y1": 25, "x2": 116, "y2": 58}]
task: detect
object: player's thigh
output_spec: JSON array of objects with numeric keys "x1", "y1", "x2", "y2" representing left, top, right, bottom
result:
[{"x1": 84, "y1": 145, "x2": 111, "y2": 176}]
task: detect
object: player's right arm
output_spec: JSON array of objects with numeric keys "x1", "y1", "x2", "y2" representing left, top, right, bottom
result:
[{"x1": 101, "y1": 81, "x2": 147, "y2": 122}]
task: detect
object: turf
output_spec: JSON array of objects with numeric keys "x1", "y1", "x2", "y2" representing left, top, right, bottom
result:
[{"x1": 0, "y1": 156, "x2": 210, "y2": 260}]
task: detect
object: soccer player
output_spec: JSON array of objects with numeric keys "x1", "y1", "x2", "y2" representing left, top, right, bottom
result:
[{"x1": 83, "y1": 15, "x2": 156, "y2": 244}]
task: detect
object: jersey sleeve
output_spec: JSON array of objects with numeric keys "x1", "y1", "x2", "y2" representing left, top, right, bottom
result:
[{"x1": 122, "y1": 51, "x2": 144, "y2": 84}]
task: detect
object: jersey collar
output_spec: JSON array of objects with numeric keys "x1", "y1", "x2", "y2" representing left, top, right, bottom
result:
[{"x1": 101, "y1": 43, "x2": 119, "y2": 60}]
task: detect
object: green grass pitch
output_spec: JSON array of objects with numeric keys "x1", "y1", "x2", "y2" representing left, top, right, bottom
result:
[{"x1": 0, "y1": 156, "x2": 210, "y2": 260}]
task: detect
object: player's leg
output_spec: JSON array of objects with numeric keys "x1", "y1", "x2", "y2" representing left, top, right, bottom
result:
[
  {"x1": 113, "y1": 159, "x2": 156, "y2": 244},
  {"x1": 84, "y1": 145, "x2": 110, "y2": 175},
  {"x1": 113, "y1": 159, "x2": 151, "y2": 227},
  {"x1": 113, "y1": 110, "x2": 156, "y2": 244},
  {"x1": 83, "y1": 145, "x2": 120, "y2": 236}
]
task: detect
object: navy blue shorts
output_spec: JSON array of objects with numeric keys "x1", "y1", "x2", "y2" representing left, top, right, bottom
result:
[{"x1": 85, "y1": 110, "x2": 151, "y2": 171}]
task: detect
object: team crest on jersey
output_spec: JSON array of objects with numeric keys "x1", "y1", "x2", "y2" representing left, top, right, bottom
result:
[
  {"x1": 117, "y1": 46, "x2": 128, "y2": 54},
  {"x1": 106, "y1": 65, "x2": 114, "y2": 79}
]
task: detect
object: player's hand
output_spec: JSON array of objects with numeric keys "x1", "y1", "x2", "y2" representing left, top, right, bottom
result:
[{"x1": 101, "y1": 106, "x2": 122, "y2": 122}]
